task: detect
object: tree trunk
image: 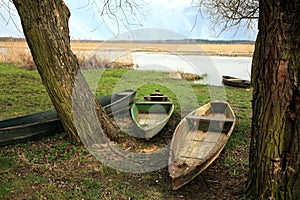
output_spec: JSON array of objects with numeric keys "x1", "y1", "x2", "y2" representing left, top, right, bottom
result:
[
  {"x1": 247, "y1": 0, "x2": 300, "y2": 199},
  {"x1": 12, "y1": 0, "x2": 122, "y2": 143}
]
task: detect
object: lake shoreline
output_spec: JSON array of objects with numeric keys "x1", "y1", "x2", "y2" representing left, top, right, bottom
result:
[{"x1": 0, "y1": 41, "x2": 254, "y2": 57}]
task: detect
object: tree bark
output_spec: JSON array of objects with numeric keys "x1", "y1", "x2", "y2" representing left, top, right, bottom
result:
[
  {"x1": 12, "y1": 0, "x2": 122, "y2": 143},
  {"x1": 247, "y1": 0, "x2": 300, "y2": 199}
]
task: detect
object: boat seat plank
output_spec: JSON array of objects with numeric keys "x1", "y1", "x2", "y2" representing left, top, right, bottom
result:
[
  {"x1": 186, "y1": 115, "x2": 234, "y2": 132},
  {"x1": 144, "y1": 95, "x2": 168, "y2": 101},
  {"x1": 117, "y1": 92, "x2": 135, "y2": 95},
  {"x1": 180, "y1": 156, "x2": 203, "y2": 160},
  {"x1": 192, "y1": 139, "x2": 216, "y2": 143},
  {"x1": 186, "y1": 115, "x2": 234, "y2": 123},
  {"x1": 135, "y1": 101, "x2": 173, "y2": 105}
]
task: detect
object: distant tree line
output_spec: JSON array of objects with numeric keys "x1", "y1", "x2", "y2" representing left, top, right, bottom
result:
[
  {"x1": 0, "y1": 37, "x2": 26, "y2": 42},
  {"x1": 0, "y1": 37, "x2": 254, "y2": 44}
]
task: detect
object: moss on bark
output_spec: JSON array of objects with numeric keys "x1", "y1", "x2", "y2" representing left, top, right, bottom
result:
[
  {"x1": 247, "y1": 0, "x2": 300, "y2": 199},
  {"x1": 12, "y1": 0, "x2": 121, "y2": 143}
]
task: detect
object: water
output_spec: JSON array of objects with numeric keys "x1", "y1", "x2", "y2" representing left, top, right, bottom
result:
[
  {"x1": 185, "y1": 55, "x2": 252, "y2": 86},
  {"x1": 0, "y1": 47, "x2": 6, "y2": 55},
  {"x1": 1, "y1": 45, "x2": 252, "y2": 86},
  {"x1": 132, "y1": 52, "x2": 252, "y2": 86},
  {"x1": 65, "y1": 50, "x2": 253, "y2": 86}
]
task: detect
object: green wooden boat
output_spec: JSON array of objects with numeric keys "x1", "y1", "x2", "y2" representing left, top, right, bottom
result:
[
  {"x1": 130, "y1": 90, "x2": 174, "y2": 139},
  {"x1": 168, "y1": 101, "x2": 236, "y2": 190},
  {"x1": 0, "y1": 89, "x2": 136, "y2": 146}
]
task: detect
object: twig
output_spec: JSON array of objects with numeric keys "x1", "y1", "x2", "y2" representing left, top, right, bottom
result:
[{"x1": 223, "y1": 160, "x2": 243, "y2": 175}]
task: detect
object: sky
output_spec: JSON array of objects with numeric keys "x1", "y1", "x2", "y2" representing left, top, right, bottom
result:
[{"x1": 0, "y1": 0, "x2": 258, "y2": 41}]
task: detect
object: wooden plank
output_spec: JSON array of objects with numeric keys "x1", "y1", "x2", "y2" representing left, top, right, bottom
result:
[
  {"x1": 186, "y1": 115, "x2": 234, "y2": 123},
  {"x1": 186, "y1": 115, "x2": 234, "y2": 132},
  {"x1": 137, "y1": 113, "x2": 168, "y2": 126},
  {"x1": 180, "y1": 156, "x2": 203, "y2": 160},
  {"x1": 192, "y1": 139, "x2": 217, "y2": 143},
  {"x1": 135, "y1": 101, "x2": 173, "y2": 105}
]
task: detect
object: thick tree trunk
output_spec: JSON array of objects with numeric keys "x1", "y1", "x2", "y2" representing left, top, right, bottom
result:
[
  {"x1": 247, "y1": 0, "x2": 300, "y2": 199},
  {"x1": 12, "y1": 0, "x2": 121, "y2": 143}
]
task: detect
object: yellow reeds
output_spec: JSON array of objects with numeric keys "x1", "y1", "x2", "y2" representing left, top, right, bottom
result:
[
  {"x1": 0, "y1": 42, "x2": 35, "y2": 69},
  {"x1": 0, "y1": 40, "x2": 254, "y2": 70}
]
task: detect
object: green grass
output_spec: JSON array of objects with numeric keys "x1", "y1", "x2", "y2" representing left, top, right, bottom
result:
[
  {"x1": 0, "y1": 63, "x2": 52, "y2": 119},
  {"x1": 83, "y1": 68, "x2": 209, "y2": 116},
  {"x1": 0, "y1": 63, "x2": 253, "y2": 199}
]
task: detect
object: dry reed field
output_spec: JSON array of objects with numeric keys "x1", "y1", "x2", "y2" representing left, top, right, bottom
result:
[
  {"x1": 0, "y1": 41, "x2": 254, "y2": 69},
  {"x1": 0, "y1": 42, "x2": 34, "y2": 69},
  {"x1": 1, "y1": 41, "x2": 254, "y2": 54},
  {"x1": 70, "y1": 41, "x2": 254, "y2": 56}
]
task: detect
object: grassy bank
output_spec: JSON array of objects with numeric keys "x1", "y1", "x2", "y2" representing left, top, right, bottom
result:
[{"x1": 0, "y1": 63, "x2": 252, "y2": 199}]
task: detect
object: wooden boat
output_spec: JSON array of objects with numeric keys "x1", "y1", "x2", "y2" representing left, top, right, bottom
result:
[
  {"x1": 168, "y1": 101, "x2": 236, "y2": 190},
  {"x1": 143, "y1": 90, "x2": 168, "y2": 101},
  {"x1": 0, "y1": 110, "x2": 63, "y2": 147},
  {"x1": 99, "y1": 89, "x2": 136, "y2": 116},
  {"x1": 0, "y1": 89, "x2": 136, "y2": 146},
  {"x1": 222, "y1": 75, "x2": 251, "y2": 88},
  {"x1": 130, "y1": 90, "x2": 174, "y2": 139}
]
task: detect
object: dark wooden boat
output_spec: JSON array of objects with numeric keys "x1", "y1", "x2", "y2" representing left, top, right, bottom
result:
[
  {"x1": 143, "y1": 90, "x2": 168, "y2": 101},
  {"x1": 0, "y1": 110, "x2": 63, "y2": 147},
  {"x1": 131, "y1": 90, "x2": 174, "y2": 139},
  {"x1": 99, "y1": 89, "x2": 136, "y2": 116},
  {"x1": 0, "y1": 89, "x2": 136, "y2": 146},
  {"x1": 222, "y1": 75, "x2": 251, "y2": 88},
  {"x1": 168, "y1": 101, "x2": 236, "y2": 190}
]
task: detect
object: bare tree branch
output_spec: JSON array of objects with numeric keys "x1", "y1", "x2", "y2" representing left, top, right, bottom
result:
[
  {"x1": 192, "y1": 0, "x2": 259, "y2": 36},
  {"x1": 0, "y1": 0, "x2": 23, "y2": 34},
  {"x1": 87, "y1": 0, "x2": 148, "y2": 36}
]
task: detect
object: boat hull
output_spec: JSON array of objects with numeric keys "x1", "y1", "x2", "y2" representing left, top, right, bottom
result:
[
  {"x1": 100, "y1": 89, "x2": 136, "y2": 116},
  {"x1": 222, "y1": 75, "x2": 251, "y2": 88},
  {"x1": 168, "y1": 101, "x2": 236, "y2": 190},
  {"x1": 0, "y1": 89, "x2": 136, "y2": 146},
  {"x1": 0, "y1": 110, "x2": 63, "y2": 146},
  {"x1": 131, "y1": 98, "x2": 174, "y2": 139}
]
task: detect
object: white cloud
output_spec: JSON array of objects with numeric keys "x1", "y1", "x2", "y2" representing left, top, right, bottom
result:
[
  {"x1": 1, "y1": 0, "x2": 257, "y2": 40},
  {"x1": 152, "y1": 0, "x2": 192, "y2": 9},
  {"x1": 139, "y1": 0, "x2": 196, "y2": 38}
]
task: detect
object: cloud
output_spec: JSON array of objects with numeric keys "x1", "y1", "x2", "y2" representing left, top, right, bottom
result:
[
  {"x1": 1, "y1": 0, "x2": 257, "y2": 40},
  {"x1": 153, "y1": 0, "x2": 192, "y2": 9},
  {"x1": 68, "y1": 0, "x2": 199, "y2": 40},
  {"x1": 139, "y1": 0, "x2": 196, "y2": 37}
]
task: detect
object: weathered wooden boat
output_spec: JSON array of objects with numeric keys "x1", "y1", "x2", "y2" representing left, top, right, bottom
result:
[
  {"x1": 0, "y1": 110, "x2": 63, "y2": 147},
  {"x1": 130, "y1": 90, "x2": 174, "y2": 139},
  {"x1": 0, "y1": 89, "x2": 136, "y2": 146},
  {"x1": 99, "y1": 89, "x2": 136, "y2": 116},
  {"x1": 168, "y1": 101, "x2": 236, "y2": 190},
  {"x1": 222, "y1": 75, "x2": 251, "y2": 88}
]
